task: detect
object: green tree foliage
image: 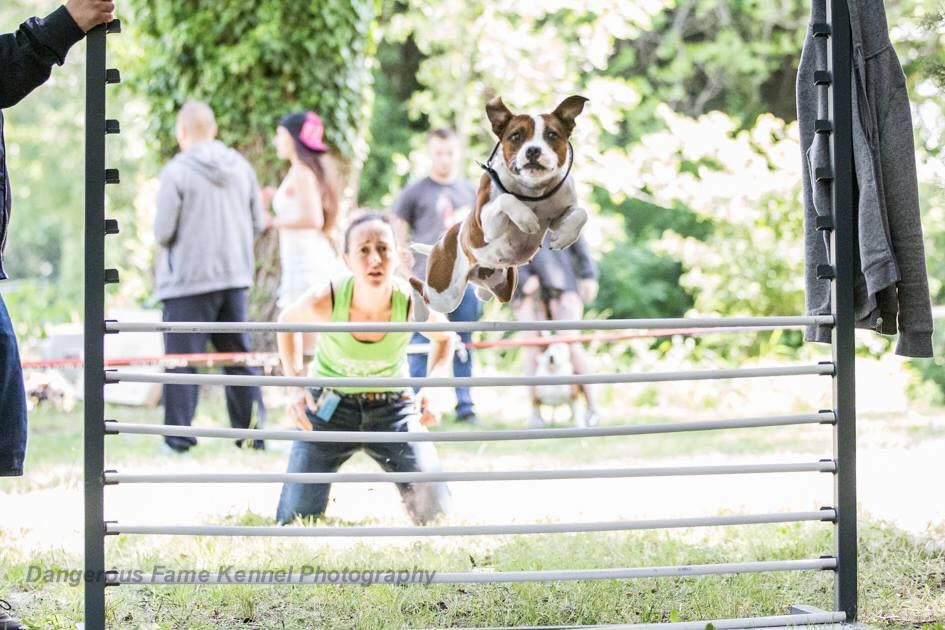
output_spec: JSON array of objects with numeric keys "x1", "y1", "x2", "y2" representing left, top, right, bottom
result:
[
  {"x1": 607, "y1": 0, "x2": 809, "y2": 128},
  {"x1": 128, "y1": 1, "x2": 380, "y2": 174},
  {"x1": 358, "y1": 30, "x2": 424, "y2": 207}
]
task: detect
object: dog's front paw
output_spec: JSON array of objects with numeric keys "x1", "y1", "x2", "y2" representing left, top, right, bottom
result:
[
  {"x1": 515, "y1": 212, "x2": 541, "y2": 235},
  {"x1": 548, "y1": 229, "x2": 580, "y2": 250},
  {"x1": 500, "y1": 194, "x2": 541, "y2": 234},
  {"x1": 483, "y1": 220, "x2": 503, "y2": 243}
]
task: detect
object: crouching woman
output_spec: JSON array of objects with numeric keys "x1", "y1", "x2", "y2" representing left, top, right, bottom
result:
[{"x1": 275, "y1": 213, "x2": 456, "y2": 525}]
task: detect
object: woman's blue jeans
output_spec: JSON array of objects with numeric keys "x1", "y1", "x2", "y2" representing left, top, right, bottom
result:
[{"x1": 276, "y1": 389, "x2": 452, "y2": 525}]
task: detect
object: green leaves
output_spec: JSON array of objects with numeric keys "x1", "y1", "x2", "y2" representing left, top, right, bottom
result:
[{"x1": 127, "y1": 0, "x2": 381, "y2": 180}]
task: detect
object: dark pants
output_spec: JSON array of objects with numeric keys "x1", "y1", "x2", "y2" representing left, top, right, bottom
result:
[
  {"x1": 0, "y1": 294, "x2": 27, "y2": 476},
  {"x1": 276, "y1": 389, "x2": 451, "y2": 525},
  {"x1": 162, "y1": 288, "x2": 265, "y2": 452},
  {"x1": 408, "y1": 285, "x2": 480, "y2": 418}
]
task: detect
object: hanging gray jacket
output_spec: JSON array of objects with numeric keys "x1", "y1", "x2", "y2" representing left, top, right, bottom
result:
[
  {"x1": 798, "y1": 0, "x2": 933, "y2": 357},
  {"x1": 154, "y1": 140, "x2": 265, "y2": 300}
]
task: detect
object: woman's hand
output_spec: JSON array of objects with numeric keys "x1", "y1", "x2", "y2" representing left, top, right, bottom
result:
[
  {"x1": 521, "y1": 275, "x2": 541, "y2": 296},
  {"x1": 261, "y1": 186, "x2": 277, "y2": 208},
  {"x1": 290, "y1": 389, "x2": 315, "y2": 431},
  {"x1": 417, "y1": 388, "x2": 446, "y2": 427},
  {"x1": 578, "y1": 278, "x2": 599, "y2": 304},
  {"x1": 448, "y1": 332, "x2": 468, "y2": 363}
]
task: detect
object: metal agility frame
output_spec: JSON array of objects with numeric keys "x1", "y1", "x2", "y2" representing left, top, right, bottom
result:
[{"x1": 82, "y1": 0, "x2": 857, "y2": 626}]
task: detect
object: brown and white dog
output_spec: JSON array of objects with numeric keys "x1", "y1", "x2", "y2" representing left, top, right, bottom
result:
[
  {"x1": 409, "y1": 95, "x2": 589, "y2": 314},
  {"x1": 532, "y1": 341, "x2": 581, "y2": 426}
]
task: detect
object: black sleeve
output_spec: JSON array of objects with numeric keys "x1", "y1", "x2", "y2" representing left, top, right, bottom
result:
[
  {"x1": 0, "y1": 7, "x2": 85, "y2": 109},
  {"x1": 568, "y1": 234, "x2": 597, "y2": 280}
]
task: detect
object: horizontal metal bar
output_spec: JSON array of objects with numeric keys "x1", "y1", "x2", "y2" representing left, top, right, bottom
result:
[
  {"x1": 107, "y1": 558, "x2": 837, "y2": 585},
  {"x1": 106, "y1": 462, "x2": 834, "y2": 485},
  {"x1": 106, "y1": 510, "x2": 836, "y2": 537},
  {"x1": 105, "y1": 412, "x2": 834, "y2": 443},
  {"x1": 107, "y1": 316, "x2": 834, "y2": 335},
  {"x1": 107, "y1": 364, "x2": 834, "y2": 389},
  {"x1": 456, "y1": 611, "x2": 847, "y2": 630}
]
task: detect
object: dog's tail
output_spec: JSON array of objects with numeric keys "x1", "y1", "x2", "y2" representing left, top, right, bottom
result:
[
  {"x1": 409, "y1": 276, "x2": 431, "y2": 304},
  {"x1": 410, "y1": 243, "x2": 433, "y2": 257}
]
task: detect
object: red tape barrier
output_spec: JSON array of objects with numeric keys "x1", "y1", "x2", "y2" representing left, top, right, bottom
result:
[{"x1": 21, "y1": 326, "x2": 783, "y2": 370}]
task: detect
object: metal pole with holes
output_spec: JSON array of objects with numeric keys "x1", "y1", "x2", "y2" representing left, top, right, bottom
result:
[
  {"x1": 84, "y1": 18, "x2": 121, "y2": 630},
  {"x1": 827, "y1": 0, "x2": 858, "y2": 618}
]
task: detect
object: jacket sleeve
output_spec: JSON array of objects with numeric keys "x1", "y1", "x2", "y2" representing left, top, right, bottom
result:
[
  {"x1": 879, "y1": 74, "x2": 934, "y2": 357},
  {"x1": 568, "y1": 234, "x2": 597, "y2": 280},
  {"x1": 246, "y1": 161, "x2": 265, "y2": 235},
  {"x1": 0, "y1": 7, "x2": 85, "y2": 109},
  {"x1": 154, "y1": 166, "x2": 182, "y2": 248}
]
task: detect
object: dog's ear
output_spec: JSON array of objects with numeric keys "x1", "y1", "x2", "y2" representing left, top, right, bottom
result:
[
  {"x1": 486, "y1": 97, "x2": 513, "y2": 138},
  {"x1": 552, "y1": 95, "x2": 589, "y2": 133}
]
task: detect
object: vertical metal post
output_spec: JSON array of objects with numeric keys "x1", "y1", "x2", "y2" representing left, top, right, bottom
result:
[
  {"x1": 826, "y1": 0, "x2": 858, "y2": 619},
  {"x1": 84, "y1": 24, "x2": 108, "y2": 630}
]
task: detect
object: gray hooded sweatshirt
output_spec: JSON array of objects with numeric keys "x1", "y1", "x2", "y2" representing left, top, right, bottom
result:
[
  {"x1": 798, "y1": 0, "x2": 933, "y2": 357},
  {"x1": 154, "y1": 140, "x2": 265, "y2": 301}
]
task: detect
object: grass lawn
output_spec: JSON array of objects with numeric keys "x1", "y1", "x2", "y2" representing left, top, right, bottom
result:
[{"x1": 1, "y1": 393, "x2": 944, "y2": 629}]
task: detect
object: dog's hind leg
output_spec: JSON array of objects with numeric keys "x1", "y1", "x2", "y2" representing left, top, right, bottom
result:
[
  {"x1": 474, "y1": 266, "x2": 517, "y2": 303},
  {"x1": 420, "y1": 224, "x2": 472, "y2": 313}
]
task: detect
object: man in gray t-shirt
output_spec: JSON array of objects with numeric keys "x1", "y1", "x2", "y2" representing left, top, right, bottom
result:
[{"x1": 393, "y1": 128, "x2": 481, "y2": 424}]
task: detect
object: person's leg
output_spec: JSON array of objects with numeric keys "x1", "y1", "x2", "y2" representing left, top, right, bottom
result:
[
  {"x1": 407, "y1": 332, "x2": 427, "y2": 393},
  {"x1": 447, "y1": 285, "x2": 480, "y2": 421},
  {"x1": 363, "y1": 394, "x2": 452, "y2": 524},
  {"x1": 0, "y1": 296, "x2": 28, "y2": 477},
  {"x1": 275, "y1": 439, "x2": 355, "y2": 523},
  {"x1": 275, "y1": 400, "x2": 359, "y2": 523},
  {"x1": 550, "y1": 292, "x2": 597, "y2": 425},
  {"x1": 162, "y1": 294, "x2": 215, "y2": 452},
  {"x1": 211, "y1": 288, "x2": 266, "y2": 448}
]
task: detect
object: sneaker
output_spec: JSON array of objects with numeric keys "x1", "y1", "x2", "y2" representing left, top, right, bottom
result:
[
  {"x1": 583, "y1": 410, "x2": 600, "y2": 428},
  {"x1": 455, "y1": 412, "x2": 480, "y2": 426},
  {"x1": 235, "y1": 439, "x2": 266, "y2": 451},
  {"x1": 159, "y1": 442, "x2": 189, "y2": 456},
  {"x1": 0, "y1": 613, "x2": 24, "y2": 630},
  {"x1": 0, "y1": 600, "x2": 25, "y2": 630}
]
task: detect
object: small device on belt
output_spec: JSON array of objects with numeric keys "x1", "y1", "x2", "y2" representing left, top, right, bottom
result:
[{"x1": 313, "y1": 389, "x2": 341, "y2": 422}]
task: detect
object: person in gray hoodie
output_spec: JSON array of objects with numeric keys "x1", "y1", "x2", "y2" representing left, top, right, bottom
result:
[
  {"x1": 154, "y1": 100, "x2": 269, "y2": 452},
  {"x1": 798, "y1": 0, "x2": 933, "y2": 357}
]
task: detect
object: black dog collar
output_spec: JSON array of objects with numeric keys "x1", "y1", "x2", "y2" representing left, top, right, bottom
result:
[{"x1": 477, "y1": 142, "x2": 574, "y2": 203}]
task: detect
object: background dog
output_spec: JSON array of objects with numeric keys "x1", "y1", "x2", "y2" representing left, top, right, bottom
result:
[
  {"x1": 531, "y1": 341, "x2": 582, "y2": 427},
  {"x1": 410, "y1": 95, "x2": 589, "y2": 314}
]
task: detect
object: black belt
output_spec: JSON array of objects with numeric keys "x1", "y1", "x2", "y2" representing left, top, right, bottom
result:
[{"x1": 311, "y1": 388, "x2": 411, "y2": 404}]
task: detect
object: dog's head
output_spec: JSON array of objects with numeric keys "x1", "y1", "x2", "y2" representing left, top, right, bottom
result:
[
  {"x1": 537, "y1": 342, "x2": 573, "y2": 375},
  {"x1": 485, "y1": 95, "x2": 588, "y2": 188}
]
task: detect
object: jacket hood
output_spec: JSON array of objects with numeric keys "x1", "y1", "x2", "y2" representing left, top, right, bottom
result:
[{"x1": 177, "y1": 140, "x2": 243, "y2": 187}]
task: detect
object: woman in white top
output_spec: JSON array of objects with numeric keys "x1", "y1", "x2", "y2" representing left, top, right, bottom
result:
[{"x1": 263, "y1": 111, "x2": 346, "y2": 310}]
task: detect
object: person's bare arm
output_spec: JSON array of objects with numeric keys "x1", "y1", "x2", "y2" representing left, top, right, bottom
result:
[
  {"x1": 277, "y1": 285, "x2": 333, "y2": 430},
  {"x1": 277, "y1": 286, "x2": 331, "y2": 376},
  {"x1": 271, "y1": 168, "x2": 324, "y2": 230},
  {"x1": 412, "y1": 303, "x2": 463, "y2": 426}
]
